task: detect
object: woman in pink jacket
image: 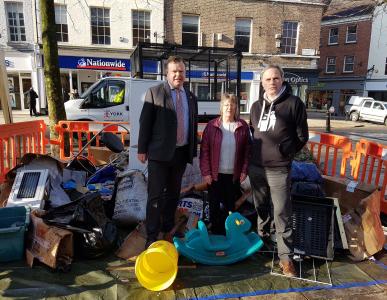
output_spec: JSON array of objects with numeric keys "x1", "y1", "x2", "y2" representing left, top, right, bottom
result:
[{"x1": 200, "y1": 93, "x2": 250, "y2": 234}]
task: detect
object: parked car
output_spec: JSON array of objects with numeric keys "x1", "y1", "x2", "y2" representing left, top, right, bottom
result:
[{"x1": 345, "y1": 97, "x2": 387, "y2": 125}]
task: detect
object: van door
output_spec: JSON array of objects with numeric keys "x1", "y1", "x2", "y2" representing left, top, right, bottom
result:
[
  {"x1": 361, "y1": 100, "x2": 373, "y2": 121},
  {"x1": 84, "y1": 79, "x2": 129, "y2": 122},
  {"x1": 372, "y1": 102, "x2": 386, "y2": 123}
]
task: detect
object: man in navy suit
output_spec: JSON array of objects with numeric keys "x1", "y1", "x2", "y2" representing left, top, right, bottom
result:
[{"x1": 138, "y1": 56, "x2": 198, "y2": 248}]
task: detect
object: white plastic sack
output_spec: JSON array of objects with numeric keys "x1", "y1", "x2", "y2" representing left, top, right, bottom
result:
[
  {"x1": 113, "y1": 170, "x2": 147, "y2": 226},
  {"x1": 177, "y1": 197, "x2": 203, "y2": 218},
  {"x1": 181, "y1": 157, "x2": 202, "y2": 189}
]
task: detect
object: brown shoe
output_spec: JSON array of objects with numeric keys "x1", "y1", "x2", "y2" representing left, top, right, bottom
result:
[{"x1": 279, "y1": 260, "x2": 297, "y2": 277}]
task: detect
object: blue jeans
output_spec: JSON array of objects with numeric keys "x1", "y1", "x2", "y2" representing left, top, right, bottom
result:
[{"x1": 248, "y1": 164, "x2": 293, "y2": 261}]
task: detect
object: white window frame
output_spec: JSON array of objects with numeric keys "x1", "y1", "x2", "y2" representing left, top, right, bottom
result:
[
  {"x1": 182, "y1": 14, "x2": 200, "y2": 47},
  {"x1": 343, "y1": 55, "x2": 355, "y2": 73},
  {"x1": 235, "y1": 18, "x2": 252, "y2": 53},
  {"x1": 346, "y1": 25, "x2": 357, "y2": 43},
  {"x1": 55, "y1": 4, "x2": 68, "y2": 42},
  {"x1": 326, "y1": 57, "x2": 336, "y2": 73},
  {"x1": 5, "y1": 2, "x2": 26, "y2": 42},
  {"x1": 328, "y1": 27, "x2": 338, "y2": 45},
  {"x1": 132, "y1": 10, "x2": 151, "y2": 46},
  {"x1": 281, "y1": 21, "x2": 299, "y2": 55},
  {"x1": 90, "y1": 7, "x2": 111, "y2": 45}
]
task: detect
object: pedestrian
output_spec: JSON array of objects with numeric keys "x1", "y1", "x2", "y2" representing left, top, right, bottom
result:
[
  {"x1": 199, "y1": 93, "x2": 250, "y2": 234},
  {"x1": 249, "y1": 65, "x2": 308, "y2": 277},
  {"x1": 25, "y1": 87, "x2": 39, "y2": 116},
  {"x1": 137, "y1": 56, "x2": 198, "y2": 249}
]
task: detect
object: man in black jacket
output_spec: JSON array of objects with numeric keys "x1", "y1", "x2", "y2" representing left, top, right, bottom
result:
[
  {"x1": 25, "y1": 87, "x2": 39, "y2": 116},
  {"x1": 249, "y1": 65, "x2": 308, "y2": 277},
  {"x1": 138, "y1": 56, "x2": 198, "y2": 248}
]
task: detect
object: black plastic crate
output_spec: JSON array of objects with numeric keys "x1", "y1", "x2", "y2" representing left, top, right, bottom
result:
[{"x1": 291, "y1": 195, "x2": 335, "y2": 260}]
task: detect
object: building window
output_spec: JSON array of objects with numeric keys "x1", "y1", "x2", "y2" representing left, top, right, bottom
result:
[
  {"x1": 132, "y1": 10, "x2": 150, "y2": 46},
  {"x1": 343, "y1": 56, "x2": 355, "y2": 72},
  {"x1": 90, "y1": 7, "x2": 110, "y2": 45},
  {"x1": 182, "y1": 15, "x2": 199, "y2": 46},
  {"x1": 55, "y1": 5, "x2": 68, "y2": 42},
  {"x1": 346, "y1": 25, "x2": 357, "y2": 43},
  {"x1": 385, "y1": 58, "x2": 387, "y2": 75},
  {"x1": 5, "y1": 2, "x2": 26, "y2": 42},
  {"x1": 235, "y1": 18, "x2": 251, "y2": 53},
  {"x1": 281, "y1": 21, "x2": 298, "y2": 54},
  {"x1": 326, "y1": 57, "x2": 336, "y2": 73},
  {"x1": 328, "y1": 28, "x2": 338, "y2": 45}
]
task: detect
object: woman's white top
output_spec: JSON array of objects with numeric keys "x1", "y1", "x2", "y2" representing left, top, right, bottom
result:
[{"x1": 218, "y1": 121, "x2": 237, "y2": 174}]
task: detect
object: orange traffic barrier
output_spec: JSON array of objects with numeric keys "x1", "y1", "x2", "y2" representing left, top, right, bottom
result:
[
  {"x1": 0, "y1": 120, "x2": 48, "y2": 183},
  {"x1": 307, "y1": 131, "x2": 353, "y2": 177},
  {"x1": 350, "y1": 139, "x2": 387, "y2": 214},
  {"x1": 51, "y1": 120, "x2": 129, "y2": 162}
]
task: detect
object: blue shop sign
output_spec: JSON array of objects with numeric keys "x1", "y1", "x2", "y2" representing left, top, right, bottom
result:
[
  {"x1": 58, "y1": 55, "x2": 253, "y2": 79},
  {"x1": 59, "y1": 55, "x2": 158, "y2": 73}
]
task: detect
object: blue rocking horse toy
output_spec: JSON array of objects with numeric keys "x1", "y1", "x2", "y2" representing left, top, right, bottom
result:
[{"x1": 173, "y1": 212, "x2": 264, "y2": 265}]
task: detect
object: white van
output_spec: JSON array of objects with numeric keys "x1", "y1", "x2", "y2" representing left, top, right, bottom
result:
[{"x1": 65, "y1": 77, "x2": 221, "y2": 123}]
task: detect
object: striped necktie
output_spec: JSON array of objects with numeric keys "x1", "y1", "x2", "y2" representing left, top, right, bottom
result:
[{"x1": 175, "y1": 89, "x2": 185, "y2": 145}]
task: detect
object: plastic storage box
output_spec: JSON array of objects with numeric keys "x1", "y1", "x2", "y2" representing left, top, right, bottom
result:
[{"x1": 0, "y1": 206, "x2": 29, "y2": 262}]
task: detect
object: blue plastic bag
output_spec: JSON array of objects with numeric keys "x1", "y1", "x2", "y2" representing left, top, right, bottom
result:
[{"x1": 291, "y1": 161, "x2": 322, "y2": 183}]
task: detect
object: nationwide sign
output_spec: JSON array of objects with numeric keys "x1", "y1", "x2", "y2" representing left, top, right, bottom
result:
[
  {"x1": 77, "y1": 58, "x2": 127, "y2": 71},
  {"x1": 59, "y1": 55, "x2": 131, "y2": 72}
]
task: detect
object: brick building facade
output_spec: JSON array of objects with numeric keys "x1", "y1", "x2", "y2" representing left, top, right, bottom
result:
[
  {"x1": 164, "y1": 0, "x2": 327, "y2": 112},
  {"x1": 313, "y1": 1, "x2": 374, "y2": 115}
]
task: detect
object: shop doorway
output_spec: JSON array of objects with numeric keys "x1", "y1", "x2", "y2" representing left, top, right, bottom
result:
[{"x1": 21, "y1": 77, "x2": 32, "y2": 111}]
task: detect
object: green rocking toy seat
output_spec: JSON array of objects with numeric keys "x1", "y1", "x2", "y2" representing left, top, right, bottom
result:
[{"x1": 173, "y1": 212, "x2": 263, "y2": 265}]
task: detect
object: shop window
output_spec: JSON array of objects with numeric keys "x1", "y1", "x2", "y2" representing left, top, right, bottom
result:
[
  {"x1": 281, "y1": 21, "x2": 298, "y2": 54},
  {"x1": 182, "y1": 15, "x2": 199, "y2": 46},
  {"x1": 343, "y1": 55, "x2": 354, "y2": 73},
  {"x1": 235, "y1": 19, "x2": 251, "y2": 53},
  {"x1": 89, "y1": 80, "x2": 125, "y2": 108},
  {"x1": 346, "y1": 25, "x2": 357, "y2": 43},
  {"x1": 328, "y1": 28, "x2": 338, "y2": 45},
  {"x1": 326, "y1": 57, "x2": 336, "y2": 73},
  {"x1": 5, "y1": 2, "x2": 26, "y2": 42},
  {"x1": 132, "y1": 10, "x2": 151, "y2": 46},
  {"x1": 90, "y1": 7, "x2": 110, "y2": 45},
  {"x1": 55, "y1": 5, "x2": 68, "y2": 42}
]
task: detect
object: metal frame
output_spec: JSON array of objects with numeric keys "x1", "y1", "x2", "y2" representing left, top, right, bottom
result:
[
  {"x1": 268, "y1": 248, "x2": 333, "y2": 286},
  {"x1": 130, "y1": 42, "x2": 243, "y2": 104}
]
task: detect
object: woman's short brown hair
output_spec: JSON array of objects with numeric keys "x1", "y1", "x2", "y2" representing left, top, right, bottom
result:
[{"x1": 220, "y1": 93, "x2": 239, "y2": 121}]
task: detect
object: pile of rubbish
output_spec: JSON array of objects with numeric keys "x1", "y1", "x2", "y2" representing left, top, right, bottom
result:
[{"x1": 0, "y1": 139, "x2": 385, "y2": 291}]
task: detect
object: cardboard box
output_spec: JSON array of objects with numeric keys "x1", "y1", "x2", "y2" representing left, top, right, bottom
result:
[
  {"x1": 323, "y1": 175, "x2": 385, "y2": 260},
  {"x1": 89, "y1": 146, "x2": 115, "y2": 166},
  {"x1": 26, "y1": 211, "x2": 73, "y2": 269}
]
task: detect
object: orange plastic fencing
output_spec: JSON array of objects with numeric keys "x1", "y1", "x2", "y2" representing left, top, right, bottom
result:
[
  {"x1": 0, "y1": 120, "x2": 48, "y2": 183},
  {"x1": 350, "y1": 139, "x2": 387, "y2": 214},
  {"x1": 307, "y1": 131, "x2": 353, "y2": 178},
  {"x1": 51, "y1": 121, "x2": 129, "y2": 162}
]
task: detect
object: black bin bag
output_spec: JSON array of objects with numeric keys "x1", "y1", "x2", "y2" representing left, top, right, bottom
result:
[{"x1": 42, "y1": 192, "x2": 118, "y2": 259}]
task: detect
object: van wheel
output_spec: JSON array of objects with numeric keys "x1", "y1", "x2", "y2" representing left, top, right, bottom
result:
[
  {"x1": 350, "y1": 112, "x2": 359, "y2": 122},
  {"x1": 384, "y1": 118, "x2": 387, "y2": 126}
]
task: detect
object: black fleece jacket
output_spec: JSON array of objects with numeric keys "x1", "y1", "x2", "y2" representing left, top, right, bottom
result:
[{"x1": 249, "y1": 82, "x2": 309, "y2": 167}]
